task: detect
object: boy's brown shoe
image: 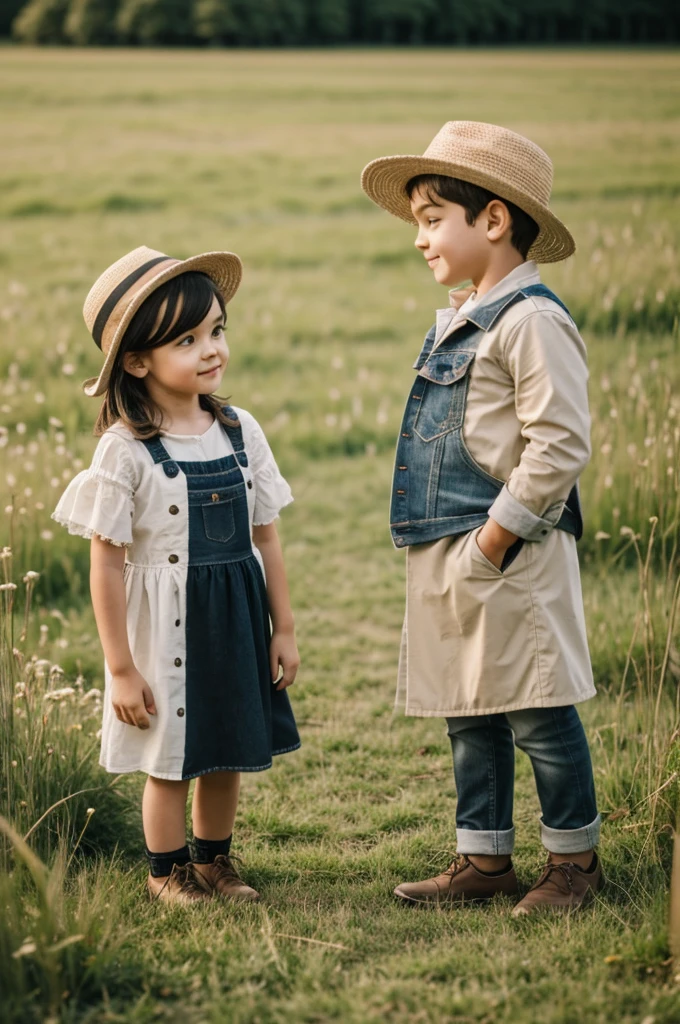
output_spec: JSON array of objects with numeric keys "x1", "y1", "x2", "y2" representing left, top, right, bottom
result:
[
  {"x1": 147, "y1": 862, "x2": 213, "y2": 905},
  {"x1": 394, "y1": 855, "x2": 519, "y2": 905},
  {"x1": 512, "y1": 854, "x2": 603, "y2": 916},
  {"x1": 194, "y1": 854, "x2": 260, "y2": 902}
]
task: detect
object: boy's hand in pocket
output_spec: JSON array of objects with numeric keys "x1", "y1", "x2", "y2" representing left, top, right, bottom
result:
[{"x1": 476, "y1": 520, "x2": 519, "y2": 570}]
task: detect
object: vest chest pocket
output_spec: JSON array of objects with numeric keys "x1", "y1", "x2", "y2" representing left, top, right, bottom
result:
[
  {"x1": 414, "y1": 349, "x2": 476, "y2": 442},
  {"x1": 202, "y1": 496, "x2": 236, "y2": 543}
]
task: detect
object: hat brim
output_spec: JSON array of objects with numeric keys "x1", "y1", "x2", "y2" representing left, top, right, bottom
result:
[
  {"x1": 361, "y1": 155, "x2": 575, "y2": 264},
  {"x1": 83, "y1": 250, "x2": 243, "y2": 397}
]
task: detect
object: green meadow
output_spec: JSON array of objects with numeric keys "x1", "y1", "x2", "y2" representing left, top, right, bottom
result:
[{"x1": 1, "y1": 47, "x2": 680, "y2": 1022}]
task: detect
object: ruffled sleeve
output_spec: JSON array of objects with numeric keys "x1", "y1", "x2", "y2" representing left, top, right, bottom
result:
[
  {"x1": 52, "y1": 431, "x2": 137, "y2": 547},
  {"x1": 238, "y1": 409, "x2": 294, "y2": 526}
]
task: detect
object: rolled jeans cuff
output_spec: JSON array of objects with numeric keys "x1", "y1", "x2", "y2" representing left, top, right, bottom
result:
[
  {"x1": 540, "y1": 813, "x2": 601, "y2": 854},
  {"x1": 456, "y1": 826, "x2": 515, "y2": 856}
]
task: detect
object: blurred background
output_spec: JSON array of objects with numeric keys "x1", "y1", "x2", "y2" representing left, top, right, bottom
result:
[
  {"x1": 1, "y1": 26, "x2": 680, "y2": 1024},
  {"x1": 2, "y1": 0, "x2": 679, "y2": 45}
]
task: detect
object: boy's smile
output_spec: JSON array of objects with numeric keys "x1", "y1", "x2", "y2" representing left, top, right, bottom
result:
[{"x1": 410, "y1": 185, "x2": 490, "y2": 289}]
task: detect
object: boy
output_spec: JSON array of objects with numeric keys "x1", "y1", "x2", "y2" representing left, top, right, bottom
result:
[{"x1": 361, "y1": 122, "x2": 602, "y2": 914}]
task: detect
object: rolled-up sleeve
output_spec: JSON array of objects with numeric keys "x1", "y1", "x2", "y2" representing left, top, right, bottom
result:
[{"x1": 488, "y1": 311, "x2": 591, "y2": 542}]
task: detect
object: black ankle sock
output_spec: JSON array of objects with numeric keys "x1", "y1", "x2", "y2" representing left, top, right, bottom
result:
[
  {"x1": 584, "y1": 853, "x2": 598, "y2": 872},
  {"x1": 145, "y1": 844, "x2": 191, "y2": 878},
  {"x1": 192, "y1": 834, "x2": 232, "y2": 864},
  {"x1": 472, "y1": 860, "x2": 512, "y2": 877}
]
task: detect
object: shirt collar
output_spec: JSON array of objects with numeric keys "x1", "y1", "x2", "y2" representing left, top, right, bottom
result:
[{"x1": 435, "y1": 261, "x2": 540, "y2": 345}]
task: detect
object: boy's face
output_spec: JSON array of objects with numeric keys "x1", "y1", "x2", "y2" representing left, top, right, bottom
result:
[{"x1": 410, "y1": 185, "x2": 490, "y2": 288}]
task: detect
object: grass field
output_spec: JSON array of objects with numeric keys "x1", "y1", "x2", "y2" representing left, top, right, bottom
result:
[{"x1": 1, "y1": 47, "x2": 680, "y2": 1023}]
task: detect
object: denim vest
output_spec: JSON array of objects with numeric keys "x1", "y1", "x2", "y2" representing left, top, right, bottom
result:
[{"x1": 390, "y1": 284, "x2": 583, "y2": 549}]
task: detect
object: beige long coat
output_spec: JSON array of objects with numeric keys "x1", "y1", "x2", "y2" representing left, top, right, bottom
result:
[{"x1": 396, "y1": 262, "x2": 596, "y2": 716}]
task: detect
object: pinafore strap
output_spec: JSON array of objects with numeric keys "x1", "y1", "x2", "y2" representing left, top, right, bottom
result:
[{"x1": 141, "y1": 406, "x2": 247, "y2": 475}]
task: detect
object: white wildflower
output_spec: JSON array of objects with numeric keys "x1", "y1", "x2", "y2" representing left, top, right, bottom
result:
[{"x1": 43, "y1": 686, "x2": 75, "y2": 702}]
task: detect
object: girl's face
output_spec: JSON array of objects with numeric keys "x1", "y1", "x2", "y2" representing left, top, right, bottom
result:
[{"x1": 124, "y1": 295, "x2": 228, "y2": 401}]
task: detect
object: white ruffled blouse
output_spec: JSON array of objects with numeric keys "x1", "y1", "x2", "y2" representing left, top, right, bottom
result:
[{"x1": 53, "y1": 407, "x2": 293, "y2": 550}]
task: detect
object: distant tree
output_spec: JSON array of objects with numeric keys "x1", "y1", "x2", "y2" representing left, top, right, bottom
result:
[
  {"x1": 306, "y1": 0, "x2": 350, "y2": 42},
  {"x1": 1, "y1": 0, "x2": 29, "y2": 35},
  {"x1": 224, "y1": 0, "x2": 305, "y2": 45},
  {"x1": 117, "y1": 0, "x2": 193, "y2": 44},
  {"x1": 65, "y1": 0, "x2": 119, "y2": 43},
  {"x1": 193, "y1": 0, "x2": 238, "y2": 43},
  {"x1": 12, "y1": 0, "x2": 69, "y2": 41},
  {"x1": 364, "y1": 0, "x2": 438, "y2": 43}
]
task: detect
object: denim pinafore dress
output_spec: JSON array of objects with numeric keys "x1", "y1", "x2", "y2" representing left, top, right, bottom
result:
[{"x1": 139, "y1": 411, "x2": 300, "y2": 779}]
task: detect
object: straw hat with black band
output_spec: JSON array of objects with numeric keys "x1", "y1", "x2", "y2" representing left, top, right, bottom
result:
[
  {"x1": 81, "y1": 245, "x2": 243, "y2": 398},
  {"x1": 361, "y1": 121, "x2": 575, "y2": 264}
]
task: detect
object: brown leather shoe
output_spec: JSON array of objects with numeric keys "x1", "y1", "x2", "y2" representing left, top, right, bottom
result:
[
  {"x1": 147, "y1": 862, "x2": 213, "y2": 905},
  {"x1": 194, "y1": 854, "x2": 260, "y2": 902},
  {"x1": 512, "y1": 854, "x2": 603, "y2": 916},
  {"x1": 394, "y1": 855, "x2": 519, "y2": 905}
]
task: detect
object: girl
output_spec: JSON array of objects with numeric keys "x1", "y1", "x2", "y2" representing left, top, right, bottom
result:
[{"x1": 53, "y1": 246, "x2": 301, "y2": 904}]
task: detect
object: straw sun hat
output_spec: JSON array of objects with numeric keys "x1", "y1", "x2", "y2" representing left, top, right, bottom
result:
[
  {"x1": 82, "y1": 245, "x2": 243, "y2": 397},
  {"x1": 361, "y1": 121, "x2": 574, "y2": 264}
]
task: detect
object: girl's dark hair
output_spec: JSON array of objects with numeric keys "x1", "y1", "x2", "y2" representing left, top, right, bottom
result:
[
  {"x1": 406, "y1": 174, "x2": 540, "y2": 259},
  {"x1": 95, "y1": 271, "x2": 237, "y2": 438}
]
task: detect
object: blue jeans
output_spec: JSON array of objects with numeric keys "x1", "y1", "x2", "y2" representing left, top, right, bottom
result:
[{"x1": 446, "y1": 706, "x2": 600, "y2": 856}]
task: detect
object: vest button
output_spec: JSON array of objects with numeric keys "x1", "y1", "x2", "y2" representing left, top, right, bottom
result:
[
  {"x1": 168, "y1": 554, "x2": 179, "y2": 564},
  {"x1": 175, "y1": 619, "x2": 180, "y2": 627},
  {"x1": 176, "y1": 707, "x2": 185, "y2": 717},
  {"x1": 168, "y1": 505, "x2": 179, "y2": 515},
  {"x1": 247, "y1": 480, "x2": 253, "y2": 489},
  {"x1": 174, "y1": 657, "x2": 182, "y2": 667}
]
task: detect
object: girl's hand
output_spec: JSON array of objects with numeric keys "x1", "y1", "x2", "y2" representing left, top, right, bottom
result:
[
  {"x1": 270, "y1": 630, "x2": 300, "y2": 691},
  {"x1": 110, "y1": 667, "x2": 157, "y2": 729}
]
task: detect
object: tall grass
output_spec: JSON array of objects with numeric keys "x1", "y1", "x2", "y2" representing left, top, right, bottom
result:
[{"x1": 0, "y1": 546, "x2": 137, "y2": 863}]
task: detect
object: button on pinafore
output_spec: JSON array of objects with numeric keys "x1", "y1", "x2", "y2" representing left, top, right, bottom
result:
[{"x1": 141, "y1": 415, "x2": 300, "y2": 779}]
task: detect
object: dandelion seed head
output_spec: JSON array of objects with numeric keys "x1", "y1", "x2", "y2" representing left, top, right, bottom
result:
[{"x1": 15, "y1": 422, "x2": 26, "y2": 435}]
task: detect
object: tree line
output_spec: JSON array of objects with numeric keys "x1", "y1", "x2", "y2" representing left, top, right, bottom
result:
[{"x1": 3, "y1": 0, "x2": 677, "y2": 46}]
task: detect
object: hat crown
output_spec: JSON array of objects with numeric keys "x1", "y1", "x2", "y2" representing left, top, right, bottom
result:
[
  {"x1": 83, "y1": 246, "x2": 174, "y2": 335},
  {"x1": 421, "y1": 121, "x2": 554, "y2": 208}
]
